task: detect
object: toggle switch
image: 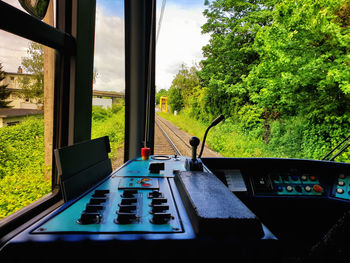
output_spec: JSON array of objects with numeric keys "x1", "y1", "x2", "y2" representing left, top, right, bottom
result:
[
  {"x1": 78, "y1": 211, "x2": 102, "y2": 225},
  {"x1": 120, "y1": 198, "x2": 137, "y2": 205},
  {"x1": 151, "y1": 204, "x2": 169, "y2": 213},
  {"x1": 151, "y1": 198, "x2": 167, "y2": 205},
  {"x1": 115, "y1": 212, "x2": 137, "y2": 224},
  {"x1": 148, "y1": 190, "x2": 162, "y2": 198},
  {"x1": 118, "y1": 204, "x2": 137, "y2": 213},
  {"x1": 92, "y1": 189, "x2": 110, "y2": 197},
  {"x1": 151, "y1": 212, "x2": 172, "y2": 224},
  {"x1": 85, "y1": 204, "x2": 104, "y2": 212},
  {"x1": 122, "y1": 189, "x2": 138, "y2": 198},
  {"x1": 89, "y1": 197, "x2": 107, "y2": 204},
  {"x1": 149, "y1": 162, "x2": 165, "y2": 173}
]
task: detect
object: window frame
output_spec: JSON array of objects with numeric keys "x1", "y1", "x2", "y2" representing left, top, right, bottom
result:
[{"x1": 0, "y1": 0, "x2": 96, "y2": 240}]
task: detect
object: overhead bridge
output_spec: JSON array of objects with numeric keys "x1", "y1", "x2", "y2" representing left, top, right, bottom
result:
[{"x1": 92, "y1": 90, "x2": 125, "y2": 103}]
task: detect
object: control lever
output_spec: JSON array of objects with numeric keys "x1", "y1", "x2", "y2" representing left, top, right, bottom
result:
[
  {"x1": 198, "y1": 114, "x2": 224, "y2": 158},
  {"x1": 185, "y1": 136, "x2": 203, "y2": 171},
  {"x1": 190, "y1": 136, "x2": 200, "y2": 161}
]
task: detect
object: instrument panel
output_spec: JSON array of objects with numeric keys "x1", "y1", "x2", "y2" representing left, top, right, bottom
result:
[
  {"x1": 202, "y1": 157, "x2": 350, "y2": 201},
  {"x1": 3, "y1": 156, "x2": 350, "y2": 262}
]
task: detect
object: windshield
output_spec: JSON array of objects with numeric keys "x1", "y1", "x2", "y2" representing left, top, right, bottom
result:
[{"x1": 155, "y1": 0, "x2": 350, "y2": 162}]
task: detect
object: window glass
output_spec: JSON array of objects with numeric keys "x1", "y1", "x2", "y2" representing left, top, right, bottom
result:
[
  {"x1": 155, "y1": 0, "x2": 350, "y2": 162},
  {"x1": 91, "y1": 0, "x2": 125, "y2": 169},
  {"x1": 0, "y1": 29, "x2": 54, "y2": 219}
]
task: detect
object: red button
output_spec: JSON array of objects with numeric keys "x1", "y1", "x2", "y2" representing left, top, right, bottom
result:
[
  {"x1": 310, "y1": 176, "x2": 317, "y2": 181},
  {"x1": 141, "y1": 147, "x2": 151, "y2": 160},
  {"x1": 313, "y1": 184, "x2": 323, "y2": 193}
]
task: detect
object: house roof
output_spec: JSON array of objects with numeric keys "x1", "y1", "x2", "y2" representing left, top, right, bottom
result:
[{"x1": 0, "y1": 108, "x2": 43, "y2": 118}]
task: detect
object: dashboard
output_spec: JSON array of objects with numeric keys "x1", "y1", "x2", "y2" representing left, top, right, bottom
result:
[{"x1": 2, "y1": 155, "x2": 350, "y2": 261}]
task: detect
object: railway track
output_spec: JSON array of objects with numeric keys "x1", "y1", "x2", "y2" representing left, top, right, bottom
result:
[
  {"x1": 155, "y1": 120, "x2": 182, "y2": 156},
  {"x1": 154, "y1": 115, "x2": 222, "y2": 158},
  {"x1": 112, "y1": 115, "x2": 222, "y2": 170}
]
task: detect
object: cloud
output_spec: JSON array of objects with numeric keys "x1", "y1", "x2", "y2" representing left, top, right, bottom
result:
[
  {"x1": 0, "y1": 0, "x2": 29, "y2": 73},
  {"x1": 93, "y1": 7, "x2": 125, "y2": 92},
  {"x1": 93, "y1": 1, "x2": 209, "y2": 92},
  {"x1": 0, "y1": 1, "x2": 209, "y2": 93},
  {"x1": 156, "y1": 3, "x2": 209, "y2": 91}
]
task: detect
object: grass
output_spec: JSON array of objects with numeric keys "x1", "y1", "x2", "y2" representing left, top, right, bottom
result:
[{"x1": 157, "y1": 111, "x2": 274, "y2": 158}]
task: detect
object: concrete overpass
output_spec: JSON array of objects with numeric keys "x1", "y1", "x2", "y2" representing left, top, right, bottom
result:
[{"x1": 92, "y1": 90, "x2": 125, "y2": 104}]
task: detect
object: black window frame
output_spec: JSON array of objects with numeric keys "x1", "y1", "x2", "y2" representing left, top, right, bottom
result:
[{"x1": 0, "y1": 0, "x2": 96, "y2": 240}]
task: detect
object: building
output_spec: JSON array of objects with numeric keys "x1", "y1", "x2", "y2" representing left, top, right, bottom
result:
[
  {"x1": 0, "y1": 67, "x2": 43, "y2": 127},
  {"x1": 0, "y1": 108, "x2": 43, "y2": 128},
  {"x1": 1, "y1": 66, "x2": 41, "y2": 110}
]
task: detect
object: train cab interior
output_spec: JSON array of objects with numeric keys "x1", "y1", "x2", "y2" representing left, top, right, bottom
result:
[{"x1": 1, "y1": 0, "x2": 350, "y2": 262}]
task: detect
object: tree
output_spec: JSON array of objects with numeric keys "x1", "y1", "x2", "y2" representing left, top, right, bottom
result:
[
  {"x1": 0, "y1": 63, "x2": 11, "y2": 108},
  {"x1": 155, "y1": 88, "x2": 168, "y2": 106},
  {"x1": 168, "y1": 86, "x2": 184, "y2": 113},
  {"x1": 18, "y1": 42, "x2": 44, "y2": 106},
  {"x1": 167, "y1": 64, "x2": 201, "y2": 114},
  {"x1": 200, "y1": 0, "x2": 276, "y2": 118},
  {"x1": 244, "y1": 0, "x2": 350, "y2": 119}
]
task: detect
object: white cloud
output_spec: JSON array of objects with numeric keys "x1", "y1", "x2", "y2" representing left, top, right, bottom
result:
[
  {"x1": 93, "y1": 7, "x2": 125, "y2": 92},
  {"x1": 0, "y1": 1, "x2": 209, "y2": 93},
  {"x1": 156, "y1": 3, "x2": 209, "y2": 91},
  {"x1": 0, "y1": 0, "x2": 29, "y2": 73}
]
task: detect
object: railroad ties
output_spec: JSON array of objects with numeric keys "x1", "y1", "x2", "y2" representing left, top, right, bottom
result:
[{"x1": 154, "y1": 115, "x2": 222, "y2": 158}]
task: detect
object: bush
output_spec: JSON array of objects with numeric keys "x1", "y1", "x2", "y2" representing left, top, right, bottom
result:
[
  {"x1": 0, "y1": 117, "x2": 50, "y2": 219},
  {"x1": 91, "y1": 106, "x2": 125, "y2": 159}
]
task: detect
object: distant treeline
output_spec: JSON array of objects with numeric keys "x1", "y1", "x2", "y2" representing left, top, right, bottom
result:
[{"x1": 157, "y1": 0, "x2": 350, "y2": 161}]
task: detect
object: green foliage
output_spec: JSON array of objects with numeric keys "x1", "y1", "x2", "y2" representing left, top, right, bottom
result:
[
  {"x1": 0, "y1": 62, "x2": 11, "y2": 108},
  {"x1": 200, "y1": 0, "x2": 275, "y2": 116},
  {"x1": 168, "y1": 86, "x2": 184, "y2": 113},
  {"x1": 0, "y1": 117, "x2": 50, "y2": 219},
  {"x1": 155, "y1": 89, "x2": 168, "y2": 106},
  {"x1": 0, "y1": 106, "x2": 125, "y2": 220},
  {"x1": 18, "y1": 42, "x2": 44, "y2": 105},
  {"x1": 164, "y1": 0, "x2": 350, "y2": 162},
  {"x1": 91, "y1": 105, "x2": 125, "y2": 159}
]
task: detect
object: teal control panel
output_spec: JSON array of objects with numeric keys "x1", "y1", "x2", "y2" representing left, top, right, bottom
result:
[
  {"x1": 249, "y1": 170, "x2": 325, "y2": 196},
  {"x1": 272, "y1": 172, "x2": 324, "y2": 196},
  {"x1": 333, "y1": 173, "x2": 350, "y2": 200},
  {"x1": 33, "y1": 156, "x2": 187, "y2": 234}
]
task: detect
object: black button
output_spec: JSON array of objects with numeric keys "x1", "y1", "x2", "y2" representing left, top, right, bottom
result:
[
  {"x1": 78, "y1": 212, "x2": 102, "y2": 224},
  {"x1": 148, "y1": 190, "x2": 162, "y2": 198},
  {"x1": 85, "y1": 204, "x2": 104, "y2": 212},
  {"x1": 151, "y1": 204, "x2": 169, "y2": 213},
  {"x1": 151, "y1": 212, "x2": 171, "y2": 224},
  {"x1": 115, "y1": 212, "x2": 136, "y2": 224},
  {"x1": 121, "y1": 198, "x2": 137, "y2": 205},
  {"x1": 89, "y1": 198, "x2": 107, "y2": 204},
  {"x1": 118, "y1": 204, "x2": 137, "y2": 212},
  {"x1": 122, "y1": 189, "x2": 138, "y2": 198},
  {"x1": 149, "y1": 162, "x2": 165, "y2": 173},
  {"x1": 92, "y1": 189, "x2": 110, "y2": 197},
  {"x1": 151, "y1": 198, "x2": 167, "y2": 205},
  {"x1": 295, "y1": 185, "x2": 302, "y2": 193}
]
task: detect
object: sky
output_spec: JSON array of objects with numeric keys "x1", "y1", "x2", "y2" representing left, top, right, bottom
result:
[{"x1": 0, "y1": 0, "x2": 210, "y2": 92}]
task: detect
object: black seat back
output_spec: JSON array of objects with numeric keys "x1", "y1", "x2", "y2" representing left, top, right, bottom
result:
[{"x1": 54, "y1": 136, "x2": 112, "y2": 202}]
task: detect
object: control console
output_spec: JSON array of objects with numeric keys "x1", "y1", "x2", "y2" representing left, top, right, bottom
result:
[{"x1": 35, "y1": 175, "x2": 183, "y2": 233}]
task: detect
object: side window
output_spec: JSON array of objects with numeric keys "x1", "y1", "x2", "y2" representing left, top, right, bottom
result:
[
  {"x1": 91, "y1": 0, "x2": 125, "y2": 168},
  {"x1": 0, "y1": 1, "x2": 55, "y2": 220}
]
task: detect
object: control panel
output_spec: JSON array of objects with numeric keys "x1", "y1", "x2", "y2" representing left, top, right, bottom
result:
[
  {"x1": 33, "y1": 157, "x2": 187, "y2": 234},
  {"x1": 249, "y1": 170, "x2": 324, "y2": 196},
  {"x1": 332, "y1": 173, "x2": 350, "y2": 200}
]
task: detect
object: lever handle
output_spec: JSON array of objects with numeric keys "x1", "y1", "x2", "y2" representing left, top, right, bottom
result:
[{"x1": 189, "y1": 136, "x2": 200, "y2": 161}]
